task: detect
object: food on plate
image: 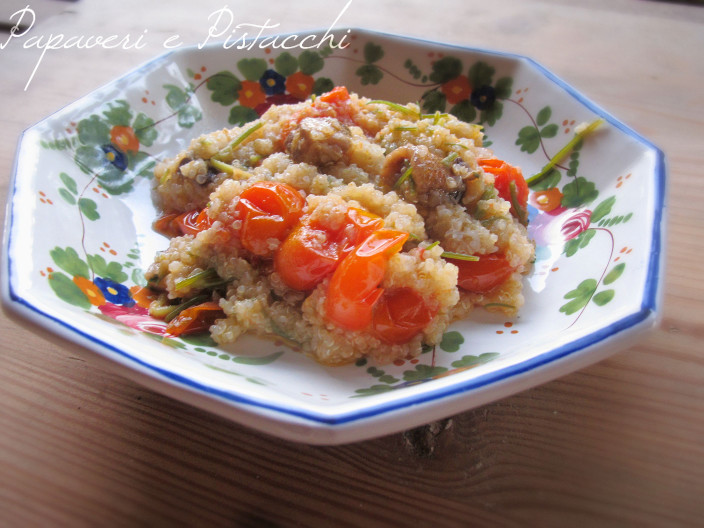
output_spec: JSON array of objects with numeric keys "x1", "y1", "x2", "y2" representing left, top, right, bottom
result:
[{"x1": 144, "y1": 87, "x2": 534, "y2": 365}]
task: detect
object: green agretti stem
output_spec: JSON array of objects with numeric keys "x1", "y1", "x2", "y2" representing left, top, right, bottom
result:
[{"x1": 526, "y1": 118, "x2": 604, "y2": 187}]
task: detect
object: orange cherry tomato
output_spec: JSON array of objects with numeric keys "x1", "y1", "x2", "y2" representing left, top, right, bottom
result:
[
  {"x1": 176, "y1": 209, "x2": 213, "y2": 236},
  {"x1": 235, "y1": 181, "x2": 305, "y2": 256},
  {"x1": 275, "y1": 223, "x2": 340, "y2": 291},
  {"x1": 335, "y1": 207, "x2": 384, "y2": 255},
  {"x1": 372, "y1": 287, "x2": 437, "y2": 344},
  {"x1": 319, "y1": 86, "x2": 350, "y2": 104},
  {"x1": 446, "y1": 253, "x2": 515, "y2": 293},
  {"x1": 479, "y1": 158, "x2": 528, "y2": 218},
  {"x1": 166, "y1": 302, "x2": 225, "y2": 337},
  {"x1": 153, "y1": 212, "x2": 181, "y2": 238},
  {"x1": 326, "y1": 229, "x2": 408, "y2": 331}
]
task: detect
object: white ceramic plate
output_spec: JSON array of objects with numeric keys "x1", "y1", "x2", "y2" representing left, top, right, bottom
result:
[{"x1": 2, "y1": 29, "x2": 666, "y2": 444}]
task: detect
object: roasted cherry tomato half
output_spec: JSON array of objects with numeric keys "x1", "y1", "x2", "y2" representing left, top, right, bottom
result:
[
  {"x1": 325, "y1": 229, "x2": 408, "y2": 331},
  {"x1": 446, "y1": 253, "x2": 515, "y2": 294},
  {"x1": 275, "y1": 223, "x2": 340, "y2": 291},
  {"x1": 479, "y1": 158, "x2": 529, "y2": 219},
  {"x1": 166, "y1": 302, "x2": 225, "y2": 337},
  {"x1": 372, "y1": 287, "x2": 436, "y2": 344},
  {"x1": 235, "y1": 181, "x2": 305, "y2": 256}
]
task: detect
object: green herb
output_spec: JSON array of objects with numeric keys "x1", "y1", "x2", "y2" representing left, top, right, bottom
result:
[
  {"x1": 442, "y1": 152, "x2": 459, "y2": 167},
  {"x1": 214, "y1": 121, "x2": 264, "y2": 160},
  {"x1": 425, "y1": 241, "x2": 440, "y2": 251},
  {"x1": 441, "y1": 251, "x2": 480, "y2": 261},
  {"x1": 209, "y1": 158, "x2": 235, "y2": 175},
  {"x1": 393, "y1": 126, "x2": 418, "y2": 132},
  {"x1": 526, "y1": 118, "x2": 604, "y2": 187},
  {"x1": 394, "y1": 163, "x2": 414, "y2": 189},
  {"x1": 509, "y1": 180, "x2": 528, "y2": 226},
  {"x1": 175, "y1": 269, "x2": 228, "y2": 291},
  {"x1": 367, "y1": 99, "x2": 417, "y2": 117},
  {"x1": 164, "y1": 294, "x2": 210, "y2": 323},
  {"x1": 483, "y1": 303, "x2": 516, "y2": 309}
]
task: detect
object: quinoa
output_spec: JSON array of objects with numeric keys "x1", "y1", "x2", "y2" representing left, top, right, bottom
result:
[{"x1": 145, "y1": 88, "x2": 534, "y2": 366}]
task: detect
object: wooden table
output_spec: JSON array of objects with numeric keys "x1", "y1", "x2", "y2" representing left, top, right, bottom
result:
[{"x1": 2, "y1": 0, "x2": 703, "y2": 525}]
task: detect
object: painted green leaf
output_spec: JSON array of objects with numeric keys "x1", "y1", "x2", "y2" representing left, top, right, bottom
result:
[
  {"x1": 593, "y1": 289, "x2": 615, "y2": 306},
  {"x1": 430, "y1": 56, "x2": 463, "y2": 84},
  {"x1": 131, "y1": 268, "x2": 147, "y2": 287},
  {"x1": 59, "y1": 188, "x2": 76, "y2": 205},
  {"x1": 48, "y1": 271, "x2": 91, "y2": 309},
  {"x1": 312, "y1": 77, "x2": 334, "y2": 95},
  {"x1": 481, "y1": 101, "x2": 504, "y2": 126},
  {"x1": 439, "y1": 331, "x2": 464, "y2": 352},
  {"x1": 528, "y1": 168, "x2": 561, "y2": 191},
  {"x1": 229, "y1": 105, "x2": 259, "y2": 126},
  {"x1": 78, "y1": 198, "x2": 100, "y2": 221},
  {"x1": 356, "y1": 64, "x2": 383, "y2": 85},
  {"x1": 468, "y1": 61, "x2": 494, "y2": 87},
  {"x1": 379, "y1": 375, "x2": 400, "y2": 384},
  {"x1": 604, "y1": 262, "x2": 626, "y2": 285},
  {"x1": 237, "y1": 58, "x2": 267, "y2": 81},
  {"x1": 403, "y1": 364, "x2": 448, "y2": 382},
  {"x1": 132, "y1": 113, "x2": 157, "y2": 147},
  {"x1": 164, "y1": 84, "x2": 188, "y2": 110},
  {"x1": 450, "y1": 100, "x2": 477, "y2": 123},
  {"x1": 564, "y1": 228, "x2": 595, "y2": 257},
  {"x1": 298, "y1": 51, "x2": 324, "y2": 75},
  {"x1": 560, "y1": 278, "x2": 597, "y2": 315},
  {"x1": 451, "y1": 352, "x2": 499, "y2": 368},
  {"x1": 421, "y1": 89, "x2": 446, "y2": 114},
  {"x1": 494, "y1": 77, "x2": 513, "y2": 99},
  {"x1": 540, "y1": 123, "x2": 559, "y2": 138},
  {"x1": 77, "y1": 115, "x2": 110, "y2": 146},
  {"x1": 87, "y1": 254, "x2": 127, "y2": 283},
  {"x1": 516, "y1": 125, "x2": 541, "y2": 153},
  {"x1": 59, "y1": 172, "x2": 78, "y2": 195},
  {"x1": 536, "y1": 106, "x2": 552, "y2": 127},
  {"x1": 590, "y1": 195, "x2": 616, "y2": 223},
  {"x1": 232, "y1": 351, "x2": 284, "y2": 365},
  {"x1": 274, "y1": 52, "x2": 298, "y2": 76},
  {"x1": 180, "y1": 333, "x2": 218, "y2": 348},
  {"x1": 352, "y1": 385, "x2": 395, "y2": 397},
  {"x1": 74, "y1": 145, "x2": 106, "y2": 174},
  {"x1": 50, "y1": 246, "x2": 89, "y2": 278},
  {"x1": 207, "y1": 71, "x2": 241, "y2": 106},
  {"x1": 177, "y1": 105, "x2": 202, "y2": 129},
  {"x1": 363, "y1": 42, "x2": 384, "y2": 63},
  {"x1": 102, "y1": 100, "x2": 131, "y2": 127},
  {"x1": 561, "y1": 177, "x2": 599, "y2": 208}
]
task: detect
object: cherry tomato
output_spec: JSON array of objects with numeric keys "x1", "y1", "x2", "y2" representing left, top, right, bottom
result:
[
  {"x1": 235, "y1": 181, "x2": 305, "y2": 256},
  {"x1": 372, "y1": 287, "x2": 436, "y2": 344},
  {"x1": 176, "y1": 209, "x2": 213, "y2": 236},
  {"x1": 166, "y1": 302, "x2": 224, "y2": 337},
  {"x1": 335, "y1": 207, "x2": 384, "y2": 255},
  {"x1": 153, "y1": 209, "x2": 213, "y2": 238},
  {"x1": 479, "y1": 158, "x2": 528, "y2": 219},
  {"x1": 275, "y1": 223, "x2": 340, "y2": 291},
  {"x1": 326, "y1": 230, "x2": 408, "y2": 331},
  {"x1": 446, "y1": 253, "x2": 515, "y2": 293},
  {"x1": 319, "y1": 86, "x2": 350, "y2": 104}
]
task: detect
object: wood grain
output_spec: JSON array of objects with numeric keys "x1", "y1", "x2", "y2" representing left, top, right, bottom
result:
[{"x1": 2, "y1": 0, "x2": 703, "y2": 526}]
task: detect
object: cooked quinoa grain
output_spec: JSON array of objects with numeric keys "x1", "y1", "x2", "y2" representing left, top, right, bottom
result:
[{"x1": 146, "y1": 87, "x2": 534, "y2": 366}]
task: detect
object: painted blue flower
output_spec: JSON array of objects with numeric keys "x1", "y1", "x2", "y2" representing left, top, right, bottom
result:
[
  {"x1": 259, "y1": 69, "x2": 286, "y2": 95},
  {"x1": 101, "y1": 144, "x2": 128, "y2": 171},
  {"x1": 94, "y1": 277, "x2": 134, "y2": 306},
  {"x1": 470, "y1": 85, "x2": 497, "y2": 110}
]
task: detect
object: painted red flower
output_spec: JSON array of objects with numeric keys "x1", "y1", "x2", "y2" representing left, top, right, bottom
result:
[
  {"x1": 238, "y1": 80, "x2": 267, "y2": 109},
  {"x1": 441, "y1": 75, "x2": 472, "y2": 104},
  {"x1": 286, "y1": 72, "x2": 315, "y2": 100},
  {"x1": 561, "y1": 210, "x2": 592, "y2": 240},
  {"x1": 110, "y1": 125, "x2": 140, "y2": 154},
  {"x1": 98, "y1": 303, "x2": 168, "y2": 336}
]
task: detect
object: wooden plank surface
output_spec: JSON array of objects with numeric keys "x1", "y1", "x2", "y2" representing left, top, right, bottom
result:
[{"x1": 1, "y1": 0, "x2": 703, "y2": 526}]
